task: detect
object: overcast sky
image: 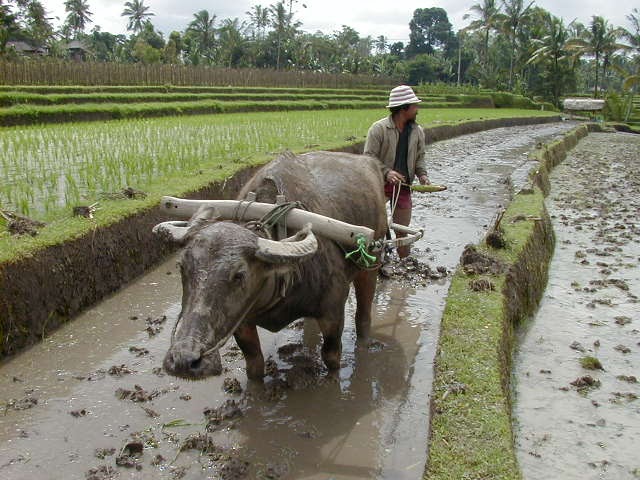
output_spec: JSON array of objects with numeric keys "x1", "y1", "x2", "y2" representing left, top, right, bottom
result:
[{"x1": 44, "y1": 0, "x2": 638, "y2": 43}]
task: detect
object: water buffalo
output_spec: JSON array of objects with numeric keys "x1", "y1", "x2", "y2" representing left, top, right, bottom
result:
[{"x1": 154, "y1": 151, "x2": 387, "y2": 380}]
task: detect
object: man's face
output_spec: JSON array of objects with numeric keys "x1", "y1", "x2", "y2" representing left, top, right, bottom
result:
[{"x1": 405, "y1": 104, "x2": 419, "y2": 122}]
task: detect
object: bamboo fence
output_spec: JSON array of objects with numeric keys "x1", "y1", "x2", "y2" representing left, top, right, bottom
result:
[{"x1": 0, "y1": 62, "x2": 399, "y2": 88}]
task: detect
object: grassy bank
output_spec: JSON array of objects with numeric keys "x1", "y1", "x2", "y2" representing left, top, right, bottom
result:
[{"x1": 424, "y1": 124, "x2": 590, "y2": 479}]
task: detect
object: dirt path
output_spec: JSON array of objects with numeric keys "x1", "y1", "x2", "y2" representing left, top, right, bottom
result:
[
  {"x1": 0, "y1": 122, "x2": 577, "y2": 480},
  {"x1": 514, "y1": 132, "x2": 640, "y2": 479}
]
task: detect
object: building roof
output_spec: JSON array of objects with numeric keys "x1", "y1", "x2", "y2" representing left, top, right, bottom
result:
[
  {"x1": 7, "y1": 40, "x2": 37, "y2": 52},
  {"x1": 66, "y1": 39, "x2": 89, "y2": 51}
]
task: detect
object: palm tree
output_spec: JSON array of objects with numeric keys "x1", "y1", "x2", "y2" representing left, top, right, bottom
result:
[
  {"x1": 527, "y1": 13, "x2": 572, "y2": 106},
  {"x1": 64, "y1": 0, "x2": 92, "y2": 37},
  {"x1": 621, "y1": 9, "x2": 640, "y2": 57},
  {"x1": 246, "y1": 4, "x2": 270, "y2": 40},
  {"x1": 616, "y1": 9, "x2": 640, "y2": 120},
  {"x1": 463, "y1": 0, "x2": 500, "y2": 71},
  {"x1": 121, "y1": 0, "x2": 154, "y2": 34},
  {"x1": 566, "y1": 16, "x2": 628, "y2": 97},
  {"x1": 187, "y1": 10, "x2": 217, "y2": 63},
  {"x1": 218, "y1": 18, "x2": 248, "y2": 67},
  {"x1": 269, "y1": 1, "x2": 301, "y2": 70},
  {"x1": 499, "y1": 0, "x2": 534, "y2": 89}
]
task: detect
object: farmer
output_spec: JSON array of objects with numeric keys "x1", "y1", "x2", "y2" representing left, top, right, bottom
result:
[{"x1": 364, "y1": 85, "x2": 430, "y2": 258}]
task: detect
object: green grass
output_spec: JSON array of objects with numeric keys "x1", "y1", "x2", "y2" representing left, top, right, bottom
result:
[
  {"x1": 0, "y1": 108, "x2": 559, "y2": 264},
  {"x1": 428, "y1": 272, "x2": 519, "y2": 479},
  {"x1": 580, "y1": 356, "x2": 604, "y2": 370},
  {"x1": 0, "y1": 91, "x2": 391, "y2": 107}
]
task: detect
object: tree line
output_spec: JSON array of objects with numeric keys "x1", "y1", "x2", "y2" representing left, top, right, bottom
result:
[{"x1": 1, "y1": 0, "x2": 639, "y2": 106}]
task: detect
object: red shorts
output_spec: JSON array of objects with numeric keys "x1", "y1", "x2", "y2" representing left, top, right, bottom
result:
[{"x1": 384, "y1": 182, "x2": 412, "y2": 209}]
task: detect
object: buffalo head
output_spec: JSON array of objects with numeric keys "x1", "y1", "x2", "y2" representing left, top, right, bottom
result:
[{"x1": 153, "y1": 207, "x2": 317, "y2": 379}]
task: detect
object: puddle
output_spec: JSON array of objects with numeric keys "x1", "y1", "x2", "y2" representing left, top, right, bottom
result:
[
  {"x1": 514, "y1": 132, "x2": 640, "y2": 479},
  {"x1": 0, "y1": 121, "x2": 578, "y2": 479}
]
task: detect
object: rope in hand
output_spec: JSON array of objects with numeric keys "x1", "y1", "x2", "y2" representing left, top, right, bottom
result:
[
  {"x1": 389, "y1": 182, "x2": 401, "y2": 220},
  {"x1": 344, "y1": 234, "x2": 378, "y2": 268}
]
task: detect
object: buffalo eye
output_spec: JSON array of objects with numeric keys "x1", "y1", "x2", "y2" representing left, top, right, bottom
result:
[{"x1": 231, "y1": 270, "x2": 247, "y2": 285}]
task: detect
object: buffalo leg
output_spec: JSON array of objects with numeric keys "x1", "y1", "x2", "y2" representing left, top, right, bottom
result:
[
  {"x1": 234, "y1": 323, "x2": 264, "y2": 380},
  {"x1": 316, "y1": 311, "x2": 345, "y2": 371},
  {"x1": 353, "y1": 269, "x2": 377, "y2": 339}
]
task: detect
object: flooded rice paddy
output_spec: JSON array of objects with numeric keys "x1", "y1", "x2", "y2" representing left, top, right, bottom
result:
[
  {"x1": 514, "y1": 132, "x2": 640, "y2": 480},
  {"x1": 0, "y1": 121, "x2": 578, "y2": 479}
]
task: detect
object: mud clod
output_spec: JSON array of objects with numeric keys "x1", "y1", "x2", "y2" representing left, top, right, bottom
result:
[
  {"x1": 485, "y1": 229, "x2": 506, "y2": 249},
  {"x1": 128, "y1": 346, "x2": 149, "y2": 357},
  {"x1": 141, "y1": 406, "x2": 159, "y2": 417},
  {"x1": 570, "y1": 341, "x2": 586, "y2": 352},
  {"x1": 469, "y1": 278, "x2": 495, "y2": 292},
  {"x1": 85, "y1": 465, "x2": 118, "y2": 480},
  {"x1": 277, "y1": 343, "x2": 302, "y2": 359},
  {"x1": 145, "y1": 315, "x2": 167, "y2": 336},
  {"x1": 219, "y1": 457, "x2": 250, "y2": 480},
  {"x1": 265, "y1": 359, "x2": 279, "y2": 378},
  {"x1": 115, "y1": 385, "x2": 160, "y2": 403},
  {"x1": 204, "y1": 399, "x2": 244, "y2": 430},
  {"x1": 223, "y1": 377, "x2": 243, "y2": 394},
  {"x1": 180, "y1": 433, "x2": 221, "y2": 454},
  {"x1": 115, "y1": 441, "x2": 143, "y2": 469},
  {"x1": 570, "y1": 376, "x2": 601, "y2": 392},
  {"x1": 614, "y1": 344, "x2": 631, "y2": 354},
  {"x1": 1, "y1": 210, "x2": 46, "y2": 237},
  {"x1": 614, "y1": 316, "x2": 632, "y2": 326},
  {"x1": 5, "y1": 396, "x2": 38, "y2": 411},
  {"x1": 70, "y1": 408, "x2": 88, "y2": 417},
  {"x1": 107, "y1": 365, "x2": 133, "y2": 377},
  {"x1": 461, "y1": 245, "x2": 505, "y2": 275},
  {"x1": 367, "y1": 339, "x2": 386, "y2": 352},
  {"x1": 94, "y1": 448, "x2": 116, "y2": 459},
  {"x1": 610, "y1": 392, "x2": 638, "y2": 403}
]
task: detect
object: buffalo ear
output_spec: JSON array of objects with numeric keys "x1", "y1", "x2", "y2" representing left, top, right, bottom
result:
[{"x1": 190, "y1": 205, "x2": 220, "y2": 225}]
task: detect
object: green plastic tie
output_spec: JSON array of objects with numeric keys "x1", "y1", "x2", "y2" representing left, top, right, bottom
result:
[{"x1": 345, "y1": 235, "x2": 377, "y2": 268}]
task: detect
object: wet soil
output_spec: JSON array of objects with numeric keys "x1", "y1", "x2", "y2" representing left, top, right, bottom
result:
[
  {"x1": 514, "y1": 132, "x2": 640, "y2": 479},
  {"x1": 0, "y1": 122, "x2": 578, "y2": 480}
]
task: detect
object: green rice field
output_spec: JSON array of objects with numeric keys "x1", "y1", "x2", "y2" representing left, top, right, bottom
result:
[{"x1": 0, "y1": 107, "x2": 559, "y2": 261}]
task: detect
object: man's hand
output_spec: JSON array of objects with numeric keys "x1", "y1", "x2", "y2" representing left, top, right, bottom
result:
[
  {"x1": 386, "y1": 170, "x2": 406, "y2": 184},
  {"x1": 419, "y1": 174, "x2": 431, "y2": 185}
]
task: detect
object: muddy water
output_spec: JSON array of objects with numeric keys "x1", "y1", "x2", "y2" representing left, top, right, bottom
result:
[
  {"x1": 514, "y1": 132, "x2": 640, "y2": 479},
  {"x1": 0, "y1": 121, "x2": 577, "y2": 480}
]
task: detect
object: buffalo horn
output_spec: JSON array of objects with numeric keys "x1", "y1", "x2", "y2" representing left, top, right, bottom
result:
[
  {"x1": 152, "y1": 220, "x2": 190, "y2": 243},
  {"x1": 256, "y1": 223, "x2": 318, "y2": 264}
]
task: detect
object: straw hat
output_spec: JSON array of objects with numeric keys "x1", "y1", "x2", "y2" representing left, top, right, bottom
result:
[{"x1": 386, "y1": 85, "x2": 422, "y2": 108}]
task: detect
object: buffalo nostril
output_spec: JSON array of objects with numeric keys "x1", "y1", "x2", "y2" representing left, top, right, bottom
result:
[{"x1": 189, "y1": 356, "x2": 202, "y2": 371}]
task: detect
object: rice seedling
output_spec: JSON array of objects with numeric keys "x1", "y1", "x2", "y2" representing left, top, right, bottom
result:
[{"x1": 0, "y1": 109, "x2": 383, "y2": 221}]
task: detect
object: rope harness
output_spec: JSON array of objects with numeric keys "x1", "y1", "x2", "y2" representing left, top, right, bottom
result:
[{"x1": 234, "y1": 200, "x2": 306, "y2": 239}]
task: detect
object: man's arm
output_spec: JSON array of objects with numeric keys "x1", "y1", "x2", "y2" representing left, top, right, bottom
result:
[
  {"x1": 415, "y1": 128, "x2": 430, "y2": 185},
  {"x1": 364, "y1": 123, "x2": 392, "y2": 179}
]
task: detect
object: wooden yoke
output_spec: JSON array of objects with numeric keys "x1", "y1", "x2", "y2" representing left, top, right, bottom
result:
[{"x1": 159, "y1": 196, "x2": 376, "y2": 247}]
